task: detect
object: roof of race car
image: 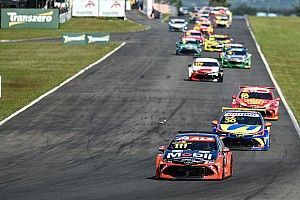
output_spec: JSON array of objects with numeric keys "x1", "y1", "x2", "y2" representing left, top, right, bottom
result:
[
  {"x1": 240, "y1": 87, "x2": 272, "y2": 93},
  {"x1": 186, "y1": 29, "x2": 201, "y2": 33},
  {"x1": 223, "y1": 110, "x2": 261, "y2": 117},
  {"x1": 224, "y1": 43, "x2": 244, "y2": 48},
  {"x1": 175, "y1": 133, "x2": 218, "y2": 142},
  {"x1": 194, "y1": 58, "x2": 218, "y2": 63},
  {"x1": 170, "y1": 19, "x2": 185, "y2": 22},
  {"x1": 181, "y1": 37, "x2": 197, "y2": 41},
  {"x1": 210, "y1": 34, "x2": 230, "y2": 38}
]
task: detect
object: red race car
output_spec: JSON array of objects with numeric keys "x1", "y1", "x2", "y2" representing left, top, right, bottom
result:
[
  {"x1": 184, "y1": 30, "x2": 205, "y2": 44},
  {"x1": 155, "y1": 131, "x2": 233, "y2": 180},
  {"x1": 232, "y1": 86, "x2": 280, "y2": 120}
]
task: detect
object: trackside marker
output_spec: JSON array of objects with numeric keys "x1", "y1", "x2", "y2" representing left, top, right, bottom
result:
[
  {"x1": 245, "y1": 17, "x2": 300, "y2": 137},
  {"x1": 0, "y1": 42, "x2": 126, "y2": 127}
]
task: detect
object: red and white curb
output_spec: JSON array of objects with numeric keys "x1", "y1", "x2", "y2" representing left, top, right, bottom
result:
[
  {"x1": 0, "y1": 42, "x2": 126, "y2": 126},
  {"x1": 245, "y1": 17, "x2": 300, "y2": 137}
]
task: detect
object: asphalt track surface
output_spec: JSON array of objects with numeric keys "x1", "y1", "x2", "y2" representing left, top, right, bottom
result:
[{"x1": 0, "y1": 10, "x2": 299, "y2": 200}]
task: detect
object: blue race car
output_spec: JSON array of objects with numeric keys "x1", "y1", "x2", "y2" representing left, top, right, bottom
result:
[{"x1": 212, "y1": 108, "x2": 271, "y2": 151}]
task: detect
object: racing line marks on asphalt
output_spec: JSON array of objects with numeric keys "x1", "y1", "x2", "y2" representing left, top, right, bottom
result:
[
  {"x1": 0, "y1": 42, "x2": 127, "y2": 127},
  {"x1": 245, "y1": 17, "x2": 300, "y2": 137}
]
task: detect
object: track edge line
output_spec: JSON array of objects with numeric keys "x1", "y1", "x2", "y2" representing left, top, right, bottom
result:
[{"x1": 245, "y1": 17, "x2": 300, "y2": 137}]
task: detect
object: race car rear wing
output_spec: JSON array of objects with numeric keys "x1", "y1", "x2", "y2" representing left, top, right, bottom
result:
[
  {"x1": 239, "y1": 85, "x2": 275, "y2": 90},
  {"x1": 222, "y1": 107, "x2": 266, "y2": 114},
  {"x1": 177, "y1": 130, "x2": 215, "y2": 135}
]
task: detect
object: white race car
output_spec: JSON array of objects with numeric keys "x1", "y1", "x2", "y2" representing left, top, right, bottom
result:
[
  {"x1": 188, "y1": 58, "x2": 223, "y2": 82},
  {"x1": 168, "y1": 19, "x2": 188, "y2": 32}
]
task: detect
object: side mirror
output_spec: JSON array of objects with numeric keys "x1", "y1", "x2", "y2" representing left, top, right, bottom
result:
[
  {"x1": 276, "y1": 98, "x2": 281, "y2": 101},
  {"x1": 232, "y1": 95, "x2": 236, "y2": 99},
  {"x1": 212, "y1": 120, "x2": 218, "y2": 126},
  {"x1": 159, "y1": 146, "x2": 166, "y2": 153},
  {"x1": 265, "y1": 122, "x2": 272, "y2": 127},
  {"x1": 223, "y1": 147, "x2": 230, "y2": 152}
]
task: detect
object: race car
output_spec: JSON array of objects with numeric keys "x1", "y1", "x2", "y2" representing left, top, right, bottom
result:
[
  {"x1": 184, "y1": 30, "x2": 205, "y2": 44},
  {"x1": 176, "y1": 37, "x2": 202, "y2": 56},
  {"x1": 232, "y1": 86, "x2": 280, "y2": 120},
  {"x1": 204, "y1": 34, "x2": 232, "y2": 52},
  {"x1": 168, "y1": 19, "x2": 188, "y2": 32},
  {"x1": 215, "y1": 15, "x2": 232, "y2": 28},
  {"x1": 188, "y1": 58, "x2": 223, "y2": 82},
  {"x1": 212, "y1": 109, "x2": 271, "y2": 151},
  {"x1": 155, "y1": 131, "x2": 233, "y2": 180},
  {"x1": 194, "y1": 20, "x2": 213, "y2": 36},
  {"x1": 220, "y1": 48, "x2": 252, "y2": 68}
]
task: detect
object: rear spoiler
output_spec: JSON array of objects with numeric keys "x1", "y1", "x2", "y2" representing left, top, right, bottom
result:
[
  {"x1": 239, "y1": 85, "x2": 275, "y2": 90},
  {"x1": 222, "y1": 107, "x2": 266, "y2": 114},
  {"x1": 177, "y1": 130, "x2": 215, "y2": 135}
]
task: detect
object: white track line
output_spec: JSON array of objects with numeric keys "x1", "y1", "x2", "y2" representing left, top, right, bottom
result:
[
  {"x1": 0, "y1": 42, "x2": 126, "y2": 127},
  {"x1": 245, "y1": 17, "x2": 300, "y2": 137}
]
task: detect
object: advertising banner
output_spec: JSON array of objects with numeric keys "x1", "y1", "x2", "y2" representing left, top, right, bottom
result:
[
  {"x1": 1, "y1": 9, "x2": 59, "y2": 29},
  {"x1": 72, "y1": 0, "x2": 99, "y2": 17},
  {"x1": 87, "y1": 33, "x2": 110, "y2": 44},
  {"x1": 62, "y1": 32, "x2": 110, "y2": 45},
  {"x1": 99, "y1": 0, "x2": 125, "y2": 17},
  {"x1": 62, "y1": 33, "x2": 87, "y2": 45}
]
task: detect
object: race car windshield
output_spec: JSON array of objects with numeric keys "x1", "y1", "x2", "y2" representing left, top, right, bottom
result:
[
  {"x1": 181, "y1": 40, "x2": 198, "y2": 45},
  {"x1": 215, "y1": 37, "x2": 229, "y2": 41},
  {"x1": 227, "y1": 50, "x2": 246, "y2": 55},
  {"x1": 221, "y1": 116, "x2": 262, "y2": 125},
  {"x1": 167, "y1": 141, "x2": 217, "y2": 151},
  {"x1": 239, "y1": 92, "x2": 273, "y2": 100},
  {"x1": 189, "y1": 32, "x2": 201, "y2": 36},
  {"x1": 173, "y1": 21, "x2": 185, "y2": 24},
  {"x1": 193, "y1": 62, "x2": 219, "y2": 67}
]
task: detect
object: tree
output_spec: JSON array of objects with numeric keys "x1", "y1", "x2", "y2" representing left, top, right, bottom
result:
[{"x1": 209, "y1": 0, "x2": 229, "y2": 7}]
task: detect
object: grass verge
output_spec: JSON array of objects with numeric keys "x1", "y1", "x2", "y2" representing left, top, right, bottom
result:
[
  {"x1": 0, "y1": 42, "x2": 120, "y2": 120},
  {"x1": 249, "y1": 16, "x2": 300, "y2": 122},
  {"x1": 0, "y1": 18, "x2": 145, "y2": 40}
]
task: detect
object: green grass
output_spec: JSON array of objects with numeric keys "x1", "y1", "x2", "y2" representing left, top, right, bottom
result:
[
  {"x1": 0, "y1": 18, "x2": 145, "y2": 40},
  {"x1": 0, "y1": 42, "x2": 120, "y2": 120},
  {"x1": 249, "y1": 16, "x2": 300, "y2": 122}
]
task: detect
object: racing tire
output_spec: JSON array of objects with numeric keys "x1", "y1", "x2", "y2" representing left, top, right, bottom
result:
[
  {"x1": 222, "y1": 158, "x2": 226, "y2": 179},
  {"x1": 218, "y1": 75, "x2": 223, "y2": 83}
]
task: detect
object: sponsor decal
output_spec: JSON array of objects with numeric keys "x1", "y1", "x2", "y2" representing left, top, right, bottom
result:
[
  {"x1": 167, "y1": 152, "x2": 213, "y2": 160},
  {"x1": 85, "y1": 0, "x2": 96, "y2": 8},
  {"x1": 111, "y1": 0, "x2": 121, "y2": 8},
  {"x1": 1, "y1": 9, "x2": 59, "y2": 29},
  {"x1": 224, "y1": 112, "x2": 259, "y2": 117},
  {"x1": 63, "y1": 34, "x2": 86, "y2": 43},
  {"x1": 7, "y1": 11, "x2": 53, "y2": 27}
]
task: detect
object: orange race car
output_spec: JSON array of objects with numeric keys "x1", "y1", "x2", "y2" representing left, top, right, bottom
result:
[
  {"x1": 232, "y1": 86, "x2": 280, "y2": 120},
  {"x1": 155, "y1": 131, "x2": 233, "y2": 180}
]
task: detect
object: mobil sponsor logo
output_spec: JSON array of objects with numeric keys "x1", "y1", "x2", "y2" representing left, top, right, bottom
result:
[{"x1": 166, "y1": 151, "x2": 213, "y2": 160}]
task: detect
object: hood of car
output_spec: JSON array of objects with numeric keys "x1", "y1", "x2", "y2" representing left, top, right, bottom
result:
[
  {"x1": 218, "y1": 124, "x2": 263, "y2": 135},
  {"x1": 238, "y1": 98, "x2": 273, "y2": 107},
  {"x1": 192, "y1": 66, "x2": 219, "y2": 73}
]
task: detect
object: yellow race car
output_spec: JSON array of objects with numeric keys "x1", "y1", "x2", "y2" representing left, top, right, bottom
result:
[
  {"x1": 204, "y1": 34, "x2": 232, "y2": 52},
  {"x1": 215, "y1": 15, "x2": 232, "y2": 28}
]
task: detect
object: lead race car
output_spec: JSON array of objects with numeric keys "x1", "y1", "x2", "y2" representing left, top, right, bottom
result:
[
  {"x1": 220, "y1": 47, "x2": 252, "y2": 69},
  {"x1": 188, "y1": 58, "x2": 223, "y2": 82},
  {"x1": 176, "y1": 37, "x2": 202, "y2": 56},
  {"x1": 232, "y1": 86, "x2": 280, "y2": 120},
  {"x1": 212, "y1": 109, "x2": 271, "y2": 151},
  {"x1": 168, "y1": 18, "x2": 188, "y2": 32},
  {"x1": 155, "y1": 131, "x2": 233, "y2": 180}
]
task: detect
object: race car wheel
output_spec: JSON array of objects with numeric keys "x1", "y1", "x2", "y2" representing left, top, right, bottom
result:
[
  {"x1": 229, "y1": 156, "x2": 233, "y2": 177},
  {"x1": 218, "y1": 75, "x2": 223, "y2": 82},
  {"x1": 222, "y1": 158, "x2": 226, "y2": 179}
]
